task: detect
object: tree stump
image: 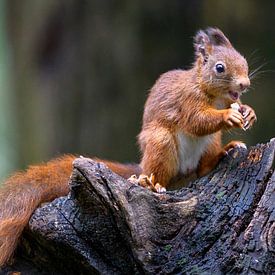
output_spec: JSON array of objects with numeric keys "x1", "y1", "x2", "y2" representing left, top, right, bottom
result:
[{"x1": 3, "y1": 139, "x2": 275, "y2": 274}]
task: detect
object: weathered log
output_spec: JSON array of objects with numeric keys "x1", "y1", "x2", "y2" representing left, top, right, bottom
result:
[{"x1": 2, "y1": 139, "x2": 275, "y2": 274}]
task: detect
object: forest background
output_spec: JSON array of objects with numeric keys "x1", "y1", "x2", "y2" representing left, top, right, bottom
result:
[{"x1": 0, "y1": 0, "x2": 274, "y2": 179}]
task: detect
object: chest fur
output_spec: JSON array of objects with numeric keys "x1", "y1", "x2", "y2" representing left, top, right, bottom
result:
[{"x1": 176, "y1": 132, "x2": 212, "y2": 174}]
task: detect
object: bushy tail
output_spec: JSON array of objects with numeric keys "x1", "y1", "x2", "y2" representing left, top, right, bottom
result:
[
  {"x1": 0, "y1": 155, "x2": 75, "y2": 266},
  {"x1": 0, "y1": 154, "x2": 141, "y2": 266}
]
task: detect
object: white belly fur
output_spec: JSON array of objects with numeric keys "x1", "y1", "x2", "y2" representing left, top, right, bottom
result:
[{"x1": 176, "y1": 131, "x2": 213, "y2": 174}]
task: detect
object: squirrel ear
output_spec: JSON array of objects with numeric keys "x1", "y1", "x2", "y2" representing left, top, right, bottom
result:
[
  {"x1": 194, "y1": 30, "x2": 212, "y2": 60},
  {"x1": 194, "y1": 28, "x2": 232, "y2": 61},
  {"x1": 205, "y1": 27, "x2": 232, "y2": 48}
]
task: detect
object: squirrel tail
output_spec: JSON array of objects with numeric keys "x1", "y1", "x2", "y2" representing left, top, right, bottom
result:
[
  {"x1": 0, "y1": 155, "x2": 141, "y2": 266},
  {"x1": 0, "y1": 155, "x2": 75, "y2": 266}
]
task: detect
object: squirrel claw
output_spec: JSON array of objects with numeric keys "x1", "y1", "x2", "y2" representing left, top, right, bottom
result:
[
  {"x1": 128, "y1": 174, "x2": 166, "y2": 193},
  {"x1": 154, "y1": 183, "x2": 167, "y2": 193},
  {"x1": 236, "y1": 142, "x2": 247, "y2": 149},
  {"x1": 224, "y1": 141, "x2": 247, "y2": 153},
  {"x1": 239, "y1": 104, "x2": 257, "y2": 130}
]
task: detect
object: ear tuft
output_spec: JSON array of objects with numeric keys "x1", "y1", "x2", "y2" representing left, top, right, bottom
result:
[
  {"x1": 205, "y1": 27, "x2": 232, "y2": 48},
  {"x1": 194, "y1": 27, "x2": 232, "y2": 60},
  {"x1": 193, "y1": 30, "x2": 211, "y2": 59}
]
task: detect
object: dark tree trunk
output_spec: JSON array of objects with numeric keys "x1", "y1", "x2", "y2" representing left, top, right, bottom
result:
[{"x1": 3, "y1": 139, "x2": 275, "y2": 275}]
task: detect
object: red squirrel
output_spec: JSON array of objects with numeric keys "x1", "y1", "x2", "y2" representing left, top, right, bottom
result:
[
  {"x1": 136, "y1": 27, "x2": 256, "y2": 192},
  {"x1": 0, "y1": 28, "x2": 256, "y2": 266}
]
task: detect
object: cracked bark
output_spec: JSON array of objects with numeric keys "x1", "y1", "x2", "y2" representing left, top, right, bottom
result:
[{"x1": 3, "y1": 139, "x2": 275, "y2": 274}]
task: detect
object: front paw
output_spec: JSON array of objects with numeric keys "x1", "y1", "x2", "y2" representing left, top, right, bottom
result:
[
  {"x1": 240, "y1": 104, "x2": 257, "y2": 130},
  {"x1": 223, "y1": 108, "x2": 244, "y2": 129}
]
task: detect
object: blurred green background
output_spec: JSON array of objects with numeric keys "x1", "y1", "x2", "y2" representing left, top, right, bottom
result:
[{"x1": 0, "y1": 0, "x2": 274, "y2": 179}]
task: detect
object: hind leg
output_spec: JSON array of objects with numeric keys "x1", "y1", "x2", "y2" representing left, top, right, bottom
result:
[
  {"x1": 198, "y1": 132, "x2": 225, "y2": 177},
  {"x1": 198, "y1": 133, "x2": 246, "y2": 177},
  {"x1": 223, "y1": 140, "x2": 247, "y2": 151},
  {"x1": 138, "y1": 127, "x2": 179, "y2": 192},
  {"x1": 198, "y1": 148, "x2": 226, "y2": 177}
]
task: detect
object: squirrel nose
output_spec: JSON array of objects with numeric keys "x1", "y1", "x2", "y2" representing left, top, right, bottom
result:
[{"x1": 237, "y1": 78, "x2": 250, "y2": 91}]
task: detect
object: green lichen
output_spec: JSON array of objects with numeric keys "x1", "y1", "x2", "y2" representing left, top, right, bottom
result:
[
  {"x1": 215, "y1": 190, "x2": 226, "y2": 200},
  {"x1": 177, "y1": 257, "x2": 187, "y2": 266},
  {"x1": 164, "y1": 244, "x2": 172, "y2": 252}
]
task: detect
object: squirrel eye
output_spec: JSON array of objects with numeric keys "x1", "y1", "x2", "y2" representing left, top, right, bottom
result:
[{"x1": 215, "y1": 63, "x2": 225, "y2": 73}]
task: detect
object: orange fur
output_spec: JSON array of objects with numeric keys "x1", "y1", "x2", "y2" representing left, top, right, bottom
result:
[
  {"x1": 138, "y1": 27, "x2": 255, "y2": 189},
  {"x1": 197, "y1": 131, "x2": 224, "y2": 177},
  {"x1": 0, "y1": 155, "x2": 75, "y2": 266}
]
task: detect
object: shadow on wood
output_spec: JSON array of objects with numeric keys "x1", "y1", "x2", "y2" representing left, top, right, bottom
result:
[{"x1": 3, "y1": 139, "x2": 275, "y2": 274}]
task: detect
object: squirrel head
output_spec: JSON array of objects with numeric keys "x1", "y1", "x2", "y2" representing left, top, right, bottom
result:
[{"x1": 194, "y1": 27, "x2": 250, "y2": 102}]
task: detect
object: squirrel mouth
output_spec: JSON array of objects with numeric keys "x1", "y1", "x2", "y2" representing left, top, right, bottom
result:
[{"x1": 228, "y1": 90, "x2": 239, "y2": 101}]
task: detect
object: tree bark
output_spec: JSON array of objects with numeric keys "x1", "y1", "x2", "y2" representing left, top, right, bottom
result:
[{"x1": 3, "y1": 139, "x2": 275, "y2": 274}]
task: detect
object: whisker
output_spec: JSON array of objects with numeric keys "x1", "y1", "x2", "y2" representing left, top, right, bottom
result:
[
  {"x1": 247, "y1": 49, "x2": 259, "y2": 63},
  {"x1": 249, "y1": 62, "x2": 268, "y2": 78},
  {"x1": 249, "y1": 58, "x2": 263, "y2": 69},
  {"x1": 250, "y1": 69, "x2": 274, "y2": 80},
  {"x1": 247, "y1": 50, "x2": 266, "y2": 69},
  {"x1": 226, "y1": 128, "x2": 234, "y2": 135}
]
